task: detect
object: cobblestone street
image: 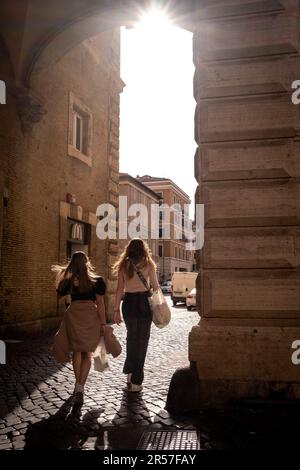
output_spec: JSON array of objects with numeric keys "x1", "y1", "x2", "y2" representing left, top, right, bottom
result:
[
  {"x1": 1, "y1": 298, "x2": 300, "y2": 451},
  {"x1": 0, "y1": 298, "x2": 200, "y2": 450}
]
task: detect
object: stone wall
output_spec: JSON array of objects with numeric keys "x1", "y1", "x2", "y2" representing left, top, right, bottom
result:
[{"x1": 191, "y1": 0, "x2": 300, "y2": 403}]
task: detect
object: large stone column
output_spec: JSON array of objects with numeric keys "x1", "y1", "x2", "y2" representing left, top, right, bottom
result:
[{"x1": 190, "y1": 0, "x2": 300, "y2": 404}]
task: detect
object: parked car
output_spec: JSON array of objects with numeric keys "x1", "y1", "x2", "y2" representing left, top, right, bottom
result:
[
  {"x1": 171, "y1": 272, "x2": 197, "y2": 306},
  {"x1": 186, "y1": 287, "x2": 196, "y2": 311},
  {"x1": 160, "y1": 280, "x2": 172, "y2": 294}
]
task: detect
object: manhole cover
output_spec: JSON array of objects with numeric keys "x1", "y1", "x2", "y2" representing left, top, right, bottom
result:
[{"x1": 137, "y1": 430, "x2": 200, "y2": 450}]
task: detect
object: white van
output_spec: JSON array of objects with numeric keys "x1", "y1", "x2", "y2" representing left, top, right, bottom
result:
[{"x1": 171, "y1": 272, "x2": 198, "y2": 306}]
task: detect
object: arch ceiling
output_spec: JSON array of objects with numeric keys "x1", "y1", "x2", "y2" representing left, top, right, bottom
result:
[{"x1": 0, "y1": 0, "x2": 196, "y2": 87}]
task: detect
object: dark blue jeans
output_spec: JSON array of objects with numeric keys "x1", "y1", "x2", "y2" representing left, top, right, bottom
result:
[{"x1": 122, "y1": 291, "x2": 152, "y2": 386}]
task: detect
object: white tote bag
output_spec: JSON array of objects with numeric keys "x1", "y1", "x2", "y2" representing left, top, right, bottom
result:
[
  {"x1": 130, "y1": 259, "x2": 171, "y2": 329},
  {"x1": 148, "y1": 289, "x2": 171, "y2": 329},
  {"x1": 93, "y1": 337, "x2": 109, "y2": 372}
]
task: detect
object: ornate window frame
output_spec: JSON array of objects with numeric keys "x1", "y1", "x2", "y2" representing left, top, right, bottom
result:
[{"x1": 68, "y1": 91, "x2": 93, "y2": 166}]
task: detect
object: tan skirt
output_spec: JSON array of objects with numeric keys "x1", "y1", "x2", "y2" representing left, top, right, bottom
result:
[{"x1": 51, "y1": 300, "x2": 101, "y2": 363}]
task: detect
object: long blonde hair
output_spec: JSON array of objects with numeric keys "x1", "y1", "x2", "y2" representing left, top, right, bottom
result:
[
  {"x1": 51, "y1": 251, "x2": 98, "y2": 294},
  {"x1": 113, "y1": 238, "x2": 156, "y2": 279}
]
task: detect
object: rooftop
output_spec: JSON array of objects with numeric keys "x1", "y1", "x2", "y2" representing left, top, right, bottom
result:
[
  {"x1": 119, "y1": 173, "x2": 161, "y2": 200},
  {"x1": 136, "y1": 175, "x2": 191, "y2": 202}
]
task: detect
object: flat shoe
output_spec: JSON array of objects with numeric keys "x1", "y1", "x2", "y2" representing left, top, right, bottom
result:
[{"x1": 74, "y1": 391, "x2": 84, "y2": 404}]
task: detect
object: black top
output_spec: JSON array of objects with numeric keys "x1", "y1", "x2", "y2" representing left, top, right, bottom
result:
[{"x1": 56, "y1": 276, "x2": 106, "y2": 301}]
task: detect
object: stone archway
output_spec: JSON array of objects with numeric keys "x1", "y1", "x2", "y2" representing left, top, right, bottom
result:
[{"x1": 1, "y1": 0, "x2": 300, "y2": 406}]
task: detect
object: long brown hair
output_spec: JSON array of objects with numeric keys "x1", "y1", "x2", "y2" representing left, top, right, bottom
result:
[
  {"x1": 51, "y1": 251, "x2": 98, "y2": 294},
  {"x1": 113, "y1": 238, "x2": 156, "y2": 279}
]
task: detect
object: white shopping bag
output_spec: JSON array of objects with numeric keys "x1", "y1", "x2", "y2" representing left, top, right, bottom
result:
[
  {"x1": 93, "y1": 337, "x2": 109, "y2": 372},
  {"x1": 149, "y1": 289, "x2": 171, "y2": 329}
]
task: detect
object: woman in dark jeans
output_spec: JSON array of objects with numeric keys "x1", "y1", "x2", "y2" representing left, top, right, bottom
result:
[{"x1": 113, "y1": 238, "x2": 160, "y2": 392}]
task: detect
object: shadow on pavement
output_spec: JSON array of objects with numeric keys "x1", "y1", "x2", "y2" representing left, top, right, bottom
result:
[
  {"x1": 0, "y1": 335, "x2": 65, "y2": 419},
  {"x1": 24, "y1": 397, "x2": 104, "y2": 449},
  {"x1": 22, "y1": 387, "x2": 300, "y2": 450},
  {"x1": 23, "y1": 391, "x2": 153, "y2": 450},
  {"x1": 95, "y1": 390, "x2": 152, "y2": 450}
]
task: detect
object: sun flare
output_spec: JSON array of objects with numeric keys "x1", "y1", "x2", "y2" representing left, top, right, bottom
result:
[
  {"x1": 120, "y1": 7, "x2": 197, "y2": 212},
  {"x1": 137, "y1": 8, "x2": 172, "y2": 32}
]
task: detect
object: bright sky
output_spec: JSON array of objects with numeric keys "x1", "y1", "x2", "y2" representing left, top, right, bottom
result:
[{"x1": 119, "y1": 8, "x2": 197, "y2": 214}]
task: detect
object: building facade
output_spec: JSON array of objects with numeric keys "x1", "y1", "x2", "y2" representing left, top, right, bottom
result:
[
  {"x1": 137, "y1": 175, "x2": 194, "y2": 282},
  {"x1": 0, "y1": 30, "x2": 124, "y2": 337},
  {"x1": 118, "y1": 173, "x2": 160, "y2": 270}
]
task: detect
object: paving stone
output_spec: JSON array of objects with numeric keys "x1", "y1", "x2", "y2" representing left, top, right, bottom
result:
[
  {"x1": 27, "y1": 417, "x2": 41, "y2": 424},
  {"x1": 157, "y1": 409, "x2": 170, "y2": 419},
  {"x1": 0, "y1": 427, "x2": 14, "y2": 435},
  {"x1": 117, "y1": 410, "x2": 132, "y2": 418},
  {"x1": 137, "y1": 419, "x2": 151, "y2": 426},
  {"x1": 13, "y1": 441, "x2": 25, "y2": 450},
  {"x1": 16, "y1": 427, "x2": 27, "y2": 435},
  {"x1": 0, "y1": 442, "x2": 12, "y2": 450},
  {"x1": 113, "y1": 417, "x2": 131, "y2": 425},
  {"x1": 139, "y1": 410, "x2": 152, "y2": 418},
  {"x1": 5, "y1": 418, "x2": 21, "y2": 426},
  {"x1": 35, "y1": 413, "x2": 50, "y2": 419}
]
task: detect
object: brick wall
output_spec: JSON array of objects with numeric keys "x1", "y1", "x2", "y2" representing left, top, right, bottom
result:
[{"x1": 0, "y1": 29, "x2": 122, "y2": 337}]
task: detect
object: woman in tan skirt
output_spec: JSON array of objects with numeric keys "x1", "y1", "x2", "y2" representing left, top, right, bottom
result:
[{"x1": 51, "y1": 251, "x2": 106, "y2": 404}]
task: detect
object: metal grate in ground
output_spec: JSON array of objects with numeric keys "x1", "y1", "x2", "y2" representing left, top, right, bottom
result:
[{"x1": 137, "y1": 430, "x2": 200, "y2": 450}]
